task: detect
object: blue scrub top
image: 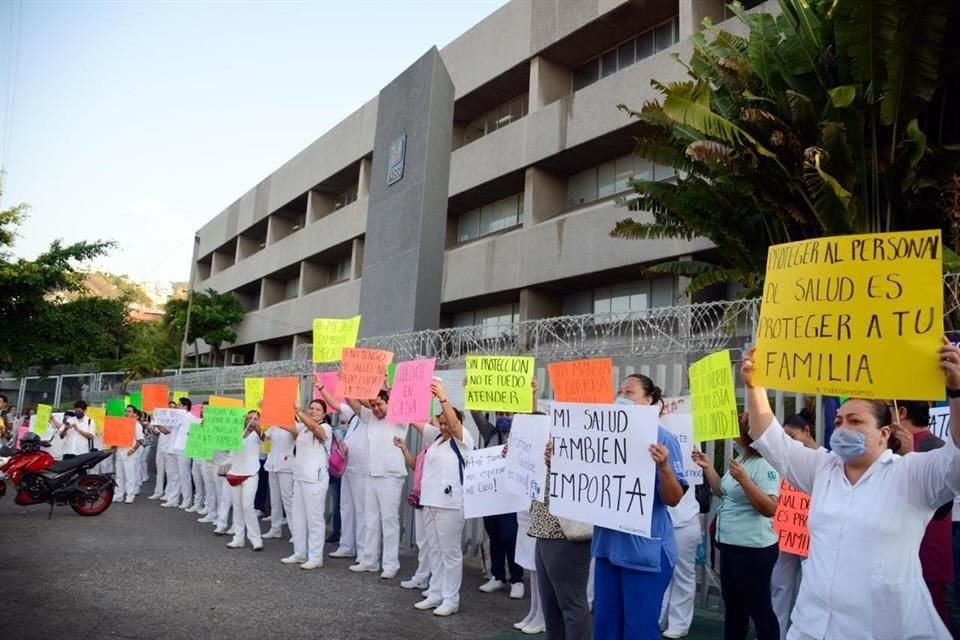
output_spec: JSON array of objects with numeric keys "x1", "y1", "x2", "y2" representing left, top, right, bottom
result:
[{"x1": 592, "y1": 426, "x2": 688, "y2": 572}]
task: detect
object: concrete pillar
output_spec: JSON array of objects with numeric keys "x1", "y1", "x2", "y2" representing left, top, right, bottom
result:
[
  {"x1": 307, "y1": 189, "x2": 336, "y2": 224},
  {"x1": 266, "y1": 215, "x2": 294, "y2": 246},
  {"x1": 300, "y1": 260, "x2": 329, "y2": 296},
  {"x1": 254, "y1": 342, "x2": 280, "y2": 363},
  {"x1": 236, "y1": 235, "x2": 259, "y2": 261},
  {"x1": 523, "y1": 166, "x2": 567, "y2": 227},
  {"x1": 292, "y1": 333, "x2": 312, "y2": 358},
  {"x1": 679, "y1": 0, "x2": 725, "y2": 38},
  {"x1": 529, "y1": 56, "x2": 572, "y2": 112},
  {"x1": 351, "y1": 238, "x2": 364, "y2": 279},
  {"x1": 519, "y1": 287, "x2": 562, "y2": 322},
  {"x1": 358, "y1": 157, "x2": 373, "y2": 199},
  {"x1": 211, "y1": 250, "x2": 233, "y2": 275},
  {"x1": 259, "y1": 277, "x2": 284, "y2": 309}
]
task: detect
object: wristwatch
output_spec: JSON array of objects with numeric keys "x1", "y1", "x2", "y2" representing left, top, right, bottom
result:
[{"x1": 947, "y1": 387, "x2": 960, "y2": 399}]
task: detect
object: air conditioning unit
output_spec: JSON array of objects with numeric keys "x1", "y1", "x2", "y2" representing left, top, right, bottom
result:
[{"x1": 230, "y1": 354, "x2": 245, "y2": 365}]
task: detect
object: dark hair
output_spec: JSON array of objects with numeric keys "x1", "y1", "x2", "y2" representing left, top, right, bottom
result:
[
  {"x1": 626, "y1": 374, "x2": 664, "y2": 414},
  {"x1": 894, "y1": 400, "x2": 930, "y2": 427},
  {"x1": 377, "y1": 389, "x2": 389, "y2": 403},
  {"x1": 179, "y1": 397, "x2": 193, "y2": 410},
  {"x1": 437, "y1": 406, "x2": 465, "y2": 424},
  {"x1": 0, "y1": 395, "x2": 7, "y2": 404},
  {"x1": 784, "y1": 409, "x2": 815, "y2": 434},
  {"x1": 841, "y1": 398, "x2": 899, "y2": 452},
  {"x1": 309, "y1": 398, "x2": 328, "y2": 414},
  {"x1": 126, "y1": 404, "x2": 140, "y2": 417},
  {"x1": 74, "y1": 400, "x2": 88, "y2": 410}
]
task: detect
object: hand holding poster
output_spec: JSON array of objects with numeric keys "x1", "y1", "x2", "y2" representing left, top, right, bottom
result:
[
  {"x1": 201, "y1": 406, "x2": 248, "y2": 451},
  {"x1": 689, "y1": 350, "x2": 739, "y2": 442},
  {"x1": 141, "y1": 384, "x2": 169, "y2": 413},
  {"x1": 313, "y1": 372, "x2": 342, "y2": 407},
  {"x1": 547, "y1": 358, "x2": 614, "y2": 403},
  {"x1": 462, "y1": 445, "x2": 532, "y2": 519},
  {"x1": 386, "y1": 358, "x2": 436, "y2": 423},
  {"x1": 245, "y1": 377, "x2": 265, "y2": 412},
  {"x1": 503, "y1": 414, "x2": 551, "y2": 500},
  {"x1": 337, "y1": 348, "x2": 393, "y2": 399},
  {"x1": 312, "y1": 316, "x2": 362, "y2": 363},
  {"x1": 465, "y1": 356, "x2": 534, "y2": 414},
  {"x1": 260, "y1": 377, "x2": 299, "y2": 429},
  {"x1": 774, "y1": 480, "x2": 811, "y2": 557},
  {"x1": 548, "y1": 402, "x2": 658, "y2": 537},
  {"x1": 33, "y1": 404, "x2": 52, "y2": 435},
  {"x1": 755, "y1": 230, "x2": 943, "y2": 400},
  {"x1": 102, "y1": 417, "x2": 136, "y2": 448}
]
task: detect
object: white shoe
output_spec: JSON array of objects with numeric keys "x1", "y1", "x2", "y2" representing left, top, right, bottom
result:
[
  {"x1": 514, "y1": 617, "x2": 533, "y2": 630},
  {"x1": 510, "y1": 582, "x2": 525, "y2": 599},
  {"x1": 197, "y1": 508, "x2": 208, "y2": 516},
  {"x1": 227, "y1": 527, "x2": 237, "y2": 535},
  {"x1": 252, "y1": 544, "x2": 263, "y2": 552},
  {"x1": 280, "y1": 555, "x2": 307, "y2": 564},
  {"x1": 213, "y1": 527, "x2": 228, "y2": 536},
  {"x1": 401, "y1": 578, "x2": 428, "y2": 590},
  {"x1": 124, "y1": 497, "x2": 135, "y2": 504},
  {"x1": 433, "y1": 604, "x2": 458, "y2": 617},
  {"x1": 226, "y1": 540, "x2": 244, "y2": 549},
  {"x1": 349, "y1": 563, "x2": 379, "y2": 573},
  {"x1": 380, "y1": 569, "x2": 398, "y2": 580},
  {"x1": 662, "y1": 631, "x2": 688, "y2": 639},
  {"x1": 148, "y1": 494, "x2": 162, "y2": 500},
  {"x1": 161, "y1": 501, "x2": 177, "y2": 508},
  {"x1": 522, "y1": 622, "x2": 545, "y2": 634},
  {"x1": 300, "y1": 560, "x2": 322, "y2": 570},
  {"x1": 479, "y1": 578, "x2": 506, "y2": 593},
  {"x1": 261, "y1": 513, "x2": 272, "y2": 521},
  {"x1": 185, "y1": 505, "x2": 200, "y2": 513},
  {"x1": 288, "y1": 537, "x2": 294, "y2": 544},
  {"x1": 262, "y1": 530, "x2": 283, "y2": 539},
  {"x1": 178, "y1": 503, "x2": 191, "y2": 510},
  {"x1": 112, "y1": 496, "x2": 124, "y2": 503},
  {"x1": 414, "y1": 598, "x2": 441, "y2": 611},
  {"x1": 197, "y1": 515, "x2": 216, "y2": 524},
  {"x1": 329, "y1": 549, "x2": 356, "y2": 558}
]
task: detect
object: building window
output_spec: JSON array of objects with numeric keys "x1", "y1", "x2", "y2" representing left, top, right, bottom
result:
[
  {"x1": 284, "y1": 278, "x2": 299, "y2": 301},
  {"x1": 463, "y1": 94, "x2": 529, "y2": 145},
  {"x1": 453, "y1": 303, "x2": 520, "y2": 340},
  {"x1": 592, "y1": 278, "x2": 675, "y2": 317},
  {"x1": 572, "y1": 16, "x2": 679, "y2": 92},
  {"x1": 567, "y1": 154, "x2": 676, "y2": 207},
  {"x1": 457, "y1": 192, "x2": 524, "y2": 243},
  {"x1": 335, "y1": 184, "x2": 358, "y2": 210},
  {"x1": 330, "y1": 256, "x2": 351, "y2": 283}
]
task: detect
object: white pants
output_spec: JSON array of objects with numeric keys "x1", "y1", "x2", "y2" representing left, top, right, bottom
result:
[
  {"x1": 163, "y1": 452, "x2": 182, "y2": 502},
  {"x1": 231, "y1": 475, "x2": 262, "y2": 546},
  {"x1": 336, "y1": 471, "x2": 366, "y2": 555},
  {"x1": 660, "y1": 520, "x2": 702, "y2": 634},
  {"x1": 292, "y1": 479, "x2": 329, "y2": 563},
  {"x1": 137, "y1": 446, "x2": 148, "y2": 487},
  {"x1": 424, "y1": 506, "x2": 465, "y2": 607},
  {"x1": 216, "y1": 476, "x2": 232, "y2": 529},
  {"x1": 202, "y1": 461, "x2": 219, "y2": 514},
  {"x1": 153, "y1": 446, "x2": 166, "y2": 497},
  {"x1": 268, "y1": 471, "x2": 294, "y2": 534},
  {"x1": 360, "y1": 476, "x2": 404, "y2": 573},
  {"x1": 411, "y1": 507, "x2": 431, "y2": 583},
  {"x1": 772, "y1": 551, "x2": 803, "y2": 639},
  {"x1": 177, "y1": 455, "x2": 192, "y2": 506},
  {"x1": 191, "y1": 457, "x2": 205, "y2": 507},
  {"x1": 114, "y1": 451, "x2": 138, "y2": 499}
]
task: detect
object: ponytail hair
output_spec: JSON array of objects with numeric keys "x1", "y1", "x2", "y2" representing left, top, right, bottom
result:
[
  {"x1": 626, "y1": 373, "x2": 665, "y2": 416},
  {"x1": 784, "y1": 408, "x2": 815, "y2": 434}
]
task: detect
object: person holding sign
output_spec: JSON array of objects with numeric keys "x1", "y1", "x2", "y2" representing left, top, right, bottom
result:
[
  {"x1": 157, "y1": 402, "x2": 183, "y2": 507},
  {"x1": 691, "y1": 414, "x2": 781, "y2": 640},
  {"x1": 329, "y1": 412, "x2": 370, "y2": 562},
  {"x1": 262, "y1": 421, "x2": 296, "y2": 540},
  {"x1": 276, "y1": 399, "x2": 333, "y2": 570},
  {"x1": 591, "y1": 374, "x2": 687, "y2": 640},
  {"x1": 403, "y1": 380, "x2": 473, "y2": 617},
  {"x1": 112, "y1": 405, "x2": 145, "y2": 504},
  {"x1": 170, "y1": 397, "x2": 198, "y2": 510},
  {"x1": 317, "y1": 385, "x2": 409, "y2": 580},
  {"x1": 225, "y1": 411, "x2": 265, "y2": 551},
  {"x1": 50, "y1": 400, "x2": 97, "y2": 460},
  {"x1": 744, "y1": 341, "x2": 960, "y2": 640}
]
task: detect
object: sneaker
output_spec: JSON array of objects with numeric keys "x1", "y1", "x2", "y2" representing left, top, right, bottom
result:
[
  {"x1": 161, "y1": 501, "x2": 178, "y2": 508},
  {"x1": 300, "y1": 560, "x2": 322, "y2": 570},
  {"x1": 433, "y1": 604, "x2": 459, "y2": 617},
  {"x1": 226, "y1": 540, "x2": 244, "y2": 549},
  {"x1": 148, "y1": 494, "x2": 162, "y2": 500},
  {"x1": 514, "y1": 617, "x2": 534, "y2": 631},
  {"x1": 329, "y1": 549, "x2": 356, "y2": 558},
  {"x1": 213, "y1": 527, "x2": 228, "y2": 536},
  {"x1": 280, "y1": 555, "x2": 307, "y2": 564},
  {"x1": 401, "y1": 578, "x2": 428, "y2": 590},
  {"x1": 252, "y1": 544, "x2": 263, "y2": 552},
  {"x1": 479, "y1": 578, "x2": 506, "y2": 593},
  {"x1": 262, "y1": 530, "x2": 283, "y2": 539},
  {"x1": 124, "y1": 497, "x2": 135, "y2": 504},
  {"x1": 186, "y1": 505, "x2": 200, "y2": 513},
  {"x1": 414, "y1": 598, "x2": 441, "y2": 611},
  {"x1": 522, "y1": 622, "x2": 545, "y2": 634},
  {"x1": 510, "y1": 582, "x2": 525, "y2": 599},
  {"x1": 662, "y1": 631, "x2": 688, "y2": 639},
  {"x1": 349, "y1": 563, "x2": 379, "y2": 573},
  {"x1": 197, "y1": 515, "x2": 216, "y2": 524},
  {"x1": 178, "y1": 503, "x2": 191, "y2": 511},
  {"x1": 112, "y1": 495, "x2": 124, "y2": 503},
  {"x1": 197, "y1": 508, "x2": 209, "y2": 516},
  {"x1": 380, "y1": 569, "x2": 398, "y2": 580}
]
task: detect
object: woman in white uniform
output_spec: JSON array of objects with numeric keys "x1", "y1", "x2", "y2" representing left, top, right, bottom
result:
[
  {"x1": 329, "y1": 411, "x2": 370, "y2": 561},
  {"x1": 262, "y1": 421, "x2": 295, "y2": 539},
  {"x1": 225, "y1": 410, "x2": 265, "y2": 551},
  {"x1": 395, "y1": 418, "x2": 434, "y2": 592},
  {"x1": 113, "y1": 404, "x2": 145, "y2": 504},
  {"x1": 278, "y1": 399, "x2": 332, "y2": 570},
  {"x1": 744, "y1": 340, "x2": 960, "y2": 640}
]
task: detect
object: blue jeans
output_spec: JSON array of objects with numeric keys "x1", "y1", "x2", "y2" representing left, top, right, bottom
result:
[{"x1": 593, "y1": 553, "x2": 673, "y2": 640}]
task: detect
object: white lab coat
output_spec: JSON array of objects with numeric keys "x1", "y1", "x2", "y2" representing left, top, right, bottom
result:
[
  {"x1": 227, "y1": 430, "x2": 263, "y2": 546},
  {"x1": 114, "y1": 421, "x2": 145, "y2": 500},
  {"x1": 335, "y1": 414, "x2": 369, "y2": 557},
  {"x1": 752, "y1": 418, "x2": 958, "y2": 640},
  {"x1": 265, "y1": 427, "x2": 295, "y2": 535},
  {"x1": 292, "y1": 422, "x2": 332, "y2": 563}
]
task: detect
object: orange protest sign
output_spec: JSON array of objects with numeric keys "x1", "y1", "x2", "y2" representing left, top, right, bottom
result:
[
  {"x1": 102, "y1": 417, "x2": 136, "y2": 448},
  {"x1": 336, "y1": 348, "x2": 394, "y2": 400},
  {"x1": 261, "y1": 377, "x2": 300, "y2": 428},
  {"x1": 547, "y1": 358, "x2": 615, "y2": 403},
  {"x1": 774, "y1": 480, "x2": 811, "y2": 557},
  {"x1": 209, "y1": 396, "x2": 244, "y2": 408},
  {"x1": 141, "y1": 384, "x2": 169, "y2": 413}
]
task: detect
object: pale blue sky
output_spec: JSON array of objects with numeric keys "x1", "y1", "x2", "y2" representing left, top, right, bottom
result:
[{"x1": 0, "y1": 0, "x2": 508, "y2": 282}]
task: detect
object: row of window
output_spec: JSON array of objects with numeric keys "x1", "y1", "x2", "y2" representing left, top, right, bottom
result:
[
  {"x1": 567, "y1": 154, "x2": 677, "y2": 208},
  {"x1": 457, "y1": 192, "x2": 525, "y2": 243},
  {"x1": 573, "y1": 17, "x2": 680, "y2": 92},
  {"x1": 464, "y1": 94, "x2": 529, "y2": 145},
  {"x1": 452, "y1": 303, "x2": 521, "y2": 340}
]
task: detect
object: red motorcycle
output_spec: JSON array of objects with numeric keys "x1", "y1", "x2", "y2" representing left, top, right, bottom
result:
[{"x1": 0, "y1": 432, "x2": 115, "y2": 517}]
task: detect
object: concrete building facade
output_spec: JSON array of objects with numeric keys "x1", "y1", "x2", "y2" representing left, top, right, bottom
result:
[{"x1": 192, "y1": 0, "x2": 764, "y2": 365}]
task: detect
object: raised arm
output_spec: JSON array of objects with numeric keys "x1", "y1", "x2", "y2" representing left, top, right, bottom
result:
[
  {"x1": 692, "y1": 449, "x2": 724, "y2": 497},
  {"x1": 295, "y1": 406, "x2": 327, "y2": 441},
  {"x1": 743, "y1": 349, "x2": 775, "y2": 441},
  {"x1": 433, "y1": 381, "x2": 464, "y2": 442},
  {"x1": 394, "y1": 437, "x2": 416, "y2": 469},
  {"x1": 728, "y1": 458, "x2": 779, "y2": 517}
]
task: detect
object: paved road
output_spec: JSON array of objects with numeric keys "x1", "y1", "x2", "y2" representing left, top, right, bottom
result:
[{"x1": 0, "y1": 483, "x2": 529, "y2": 640}]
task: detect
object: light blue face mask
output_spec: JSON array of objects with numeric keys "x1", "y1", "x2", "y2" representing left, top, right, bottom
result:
[
  {"x1": 615, "y1": 396, "x2": 634, "y2": 405},
  {"x1": 829, "y1": 427, "x2": 867, "y2": 462}
]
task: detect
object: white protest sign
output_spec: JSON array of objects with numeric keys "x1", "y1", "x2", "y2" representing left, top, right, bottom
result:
[
  {"x1": 548, "y1": 402, "x2": 658, "y2": 537},
  {"x1": 172, "y1": 417, "x2": 193, "y2": 452},
  {"x1": 661, "y1": 396, "x2": 703, "y2": 486},
  {"x1": 504, "y1": 414, "x2": 551, "y2": 501},
  {"x1": 152, "y1": 408, "x2": 186, "y2": 428},
  {"x1": 930, "y1": 406, "x2": 950, "y2": 440},
  {"x1": 463, "y1": 445, "x2": 531, "y2": 519}
]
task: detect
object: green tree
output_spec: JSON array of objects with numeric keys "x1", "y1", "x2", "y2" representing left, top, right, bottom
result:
[
  {"x1": 121, "y1": 321, "x2": 179, "y2": 388},
  {"x1": 164, "y1": 288, "x2": 244, "y2": 367},
  {"x1": 612, "y1": 0, "x2": 960, "y2": 297}
]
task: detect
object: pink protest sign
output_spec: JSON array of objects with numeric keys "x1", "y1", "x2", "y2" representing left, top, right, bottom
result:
[
  {"x1": 191, "y1": 405, "x2": 203, "y2": 419},
  {"x1": 386, "y1": 358, "x2": 436, "y2": 424},
  {"x1": 313, "y1": 372, "x2": 343, "y2": 412},
  {"x1": 15, "y1": 425, "x2": 28, "y2": 449}
]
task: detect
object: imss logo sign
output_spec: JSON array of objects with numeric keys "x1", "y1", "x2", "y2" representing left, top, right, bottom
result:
[{"x1": 387, "y1": 134, "x2": 406, "y2": 186}]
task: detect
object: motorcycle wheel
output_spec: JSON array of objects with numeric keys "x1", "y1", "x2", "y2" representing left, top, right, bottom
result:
[{"x1": 70, "y1": 475, "x2": 113, "y2": 516}]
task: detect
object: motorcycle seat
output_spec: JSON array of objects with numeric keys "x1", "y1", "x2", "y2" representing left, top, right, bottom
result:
[{"x1": 47, "y1": 451, "x2": 104, "y2": 474}]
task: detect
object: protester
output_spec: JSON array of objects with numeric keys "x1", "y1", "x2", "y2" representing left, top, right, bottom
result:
[
  {"x1": 395, "y1": 419, "x2": 433, "y2": 592},
  {"x1": 693, "y1": 414, "x2": 780, "y2": 640},
  {"x1": 514, "y1": 507, "x2": 545, "y2": 634},
  {"x1": 172, "y1": 397, "x2": 197, "y2": 509},
  {"x1": 225, "y1": 410, "x2": 265, "y2": 551},
  {"x1": 112, "y1": 405, "x2": 145, "y2": 504},
  {"x1": 187, "y1": 402, "x2": 208, "y2": 514},
  {"x1": 278, "y1": 399, "x2": 333, "y2": 570},
  {"x1": 771, "y1": 409, "x2": 820, "y2": 639},
  {"x1": 592, "y1": 373, "x2": 687, "y2": 640},
  {"x1": 330, "y1": 410, "x2": 368, "y2": 561},
  {"x1": 744, "y1": 342, "x2": 960, "y2": 639},
  {"x1": 659, "y1": 472, "x2": 703, "y2": 639},
  {"x1": 263, "y1": 420, "x2": 295, "y2": 540},
  {"x1": 159, "y1": 402, "x2": 183, "y2": 507},
  {"x1": 50, "y1": 400, "x2": 96, "y2": 459},
  {"x1": 327, "y1": 412, "x2": 345, "y2": 545}
]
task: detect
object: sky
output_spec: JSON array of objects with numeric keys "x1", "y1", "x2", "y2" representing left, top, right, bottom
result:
[{"x1": 0, "y1": 0, "x2": 508, "y2": 283}]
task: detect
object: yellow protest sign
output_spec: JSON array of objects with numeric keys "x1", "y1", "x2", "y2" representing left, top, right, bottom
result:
[
  {"x1": 754, "y1": 230, "x2": 943, "y2": 400},
  {"x1": 34, "y1": 404, "x2": 52, "y2": 435},
  {"x1": 86, "y1": 407, "x2": 106, "y2": 434},
  {"x1": 245, "y1": 377, "x2": 265, "y2": 412},
  {"x1": 689, "y1": 350, "x2": 739, "y2": 442},
  {"x1": 172, "y1": 390, "x2": 189, "y2": 402},
  {"x1": 465, "y1": 356, "x2": 534, "y2": 413},
  {"x1": 209, "y1": 396, "x2": 244, "y2": 408},
  {"x1": 312, "y1": 316, "x2": 362, "y2": 363}
]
